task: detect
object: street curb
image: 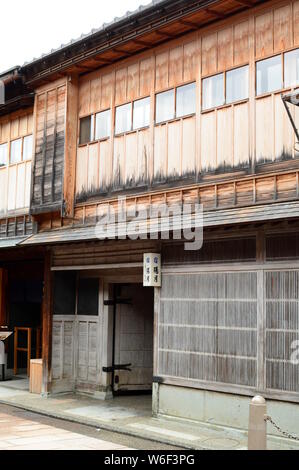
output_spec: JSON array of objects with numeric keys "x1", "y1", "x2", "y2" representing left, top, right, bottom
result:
[{"x1": 0, "y1": 397, "x2": 207, "y2": 450}]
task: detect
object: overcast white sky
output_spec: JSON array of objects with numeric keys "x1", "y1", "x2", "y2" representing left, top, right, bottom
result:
[{"x1": 0, "y1": 0, "x2": 152, "y2": 72}]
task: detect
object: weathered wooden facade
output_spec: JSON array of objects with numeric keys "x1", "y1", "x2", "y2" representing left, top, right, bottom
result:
[{"x1": 1, "y1": 0, "x2": 299, "y2": 434}]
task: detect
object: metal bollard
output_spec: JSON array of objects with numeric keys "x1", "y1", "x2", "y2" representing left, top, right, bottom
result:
[{"x1": 248, "y1": 396, "x2": 267, "y2": 450}]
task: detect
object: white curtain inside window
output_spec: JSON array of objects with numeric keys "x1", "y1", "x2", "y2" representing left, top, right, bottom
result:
[
  {"x1": 176, "y1": 82, "x2": 196, "y2": 117},
  {"x1": 156, "y1": 89, "x2": 175, "y2": 123},
  {"x1": 285, "y1": 48, "x2": 299, "y2": 88},
  {"x1": 10, "y1": 139, "x2": 22, "y2": 164},
  {"x1": 95, "y1": 110, "x2": 111, "y2": 140},
  {"x1": 115, "y1": 103, "x2": 132, "y2": 134},
  {"x1": 133, "y1": 97, "x2": 150, "y2": 129},
  {"x1": 226, "y1": 66, "x2": 249, "y2": 103},
  {"x1": 0, "y1": 143, "x2": 7, "y2": 167},
  {"x1": 256, "y1": 55, "x2": 282, "y2": 95},
  {"x1": 202, "y1": 74, "x2": 224, "y2": 110},
  {"x1": 23, "y1": 135, "x2": 33, "y2": 161}
]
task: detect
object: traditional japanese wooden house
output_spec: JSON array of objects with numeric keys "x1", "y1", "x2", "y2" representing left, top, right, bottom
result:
[{"x1": 0, "y1": 0, "x2": 299, "y2": 435}]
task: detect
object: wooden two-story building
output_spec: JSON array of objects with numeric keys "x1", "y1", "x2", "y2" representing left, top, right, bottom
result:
[{"x1": 1, "y1": 0, "x2": 299, "y2": 434}]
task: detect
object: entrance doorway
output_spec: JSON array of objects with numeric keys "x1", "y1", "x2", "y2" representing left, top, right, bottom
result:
[{"x1": 110, "y1": 284, "x2": 154, "y2": 394}]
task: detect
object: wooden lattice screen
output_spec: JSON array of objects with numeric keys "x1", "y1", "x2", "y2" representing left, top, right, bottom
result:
[{"x1": 158, "y1": 269, "x2": 299, "y2": 397}]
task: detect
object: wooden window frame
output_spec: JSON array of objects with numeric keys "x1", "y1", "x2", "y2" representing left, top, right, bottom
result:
[
  {"x1": 155, "y1": 81, "x2": 196, "y2": 126},
  {"x1": 201, "y1": 65, "x2": 249, "y2": 113},
  {"x1": 255, "y1": 46, "x2": 299, "y2": 98},
  {"x1": 0, "y1": 142, "x2": 8, "y2": 168},
  {"x1": 115, "y1": 96, "x2": 151, "y2": 137},
  {"x1": 78, "y1": 109, "x2": 111, "y2": 147},
  {"x1": 9, "y1": 134, "x2": 33, "y2": 167}
]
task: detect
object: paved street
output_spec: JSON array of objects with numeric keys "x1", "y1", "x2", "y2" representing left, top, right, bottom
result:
[{"x1": 0, "y1": 404, "x2": 179, "y2": 450}]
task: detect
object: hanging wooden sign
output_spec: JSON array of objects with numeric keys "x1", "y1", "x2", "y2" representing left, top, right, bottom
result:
[{"x1": 143, "y1": 253, "x2": 161, "y2": 287}]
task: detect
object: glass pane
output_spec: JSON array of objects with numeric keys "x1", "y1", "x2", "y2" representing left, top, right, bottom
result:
[
  {"x1": 79, "y1": 115, "x2": 94, "y2": 144},
  {"x1": 115, "y1": 103, "x2": 132, "y2": 134},
  {"x1": 77, "y1": 278, "x2": 99, "y2": 316},
  {"x1": 202, "y1": 74, "x2": 224, "y2": 110},
  {"x1": 10, "y1": 138, "x2": 22, "y2": 164},
  {"x1": 53, "y1": 272, "x2": 76, "y2": 316},
  {"x1": 256, "y1": 55, "x2": 282, "y2": 95},
  {"x1": 23, "y1": 135, "x2": 33, "y2": 161},
  {"x1": 284, "y1": 48, "x2": 299, "y2": 88},
  {"x1": 133, "y1": 97, "x2": 150, "y2": 129},
  {"x1": 176, "y1": 82, "x2": 196, "y2": 117},
  {"x1": 226, "y1": 66, "x2": 249, "y2": 103},
  {"x1": 156, "y1": 89, "x2": 175, "y2": 124},
  {"x1": 95, "y1": 109, "x2": 111, "y2": 140},
  {"x1": 0, "y1": 143, "x2": 7, "y2": 167}
]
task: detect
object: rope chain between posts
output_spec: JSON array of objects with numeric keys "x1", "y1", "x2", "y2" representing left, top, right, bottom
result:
[{"x1": 265, "y1": 415, "x2": 299, "y2": 442}]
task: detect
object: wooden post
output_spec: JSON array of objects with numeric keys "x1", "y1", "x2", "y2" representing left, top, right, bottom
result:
[
  {"x1": 14, "y1": 327, "x2": 18, "y2": 375},
  {"x1": 248, "y1": 396, "x2": 267, "y2": 450},
  {"x1": 27, "y1": 328, "x2": 31, "y2": 377},
  {"x1": 41, "y1": 249, "x2": 53, "y2": 396},
  {"x1": 0, "y1": 269, "x2": 8, "y2": 326},
  {"x1": 63, "y1": 74, "x2": 79, "y2": 218}
]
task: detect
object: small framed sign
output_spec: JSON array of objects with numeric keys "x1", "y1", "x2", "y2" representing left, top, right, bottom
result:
[{"x1": 143, "y1": 253, "x2": 161, "y2": 287}]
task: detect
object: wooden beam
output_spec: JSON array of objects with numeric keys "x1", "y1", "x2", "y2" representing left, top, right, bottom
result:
[
  {"x1": 133, "y1": 39, "x2": 152, "y2": 48},
  {"x1": 155, "y1": 30, "x2": 176, "y2": 39},
  {"x1": 113, "y1": 48, "x2": 133, "y2": 57},
  {"x1": 41, "y1": 249, "x2": 53, "y2": 396},
  {"x1": 74, "y1": 65, "x2": 91, "y2": 72},
  {"x1": 234, "y1": 0, "x2": 254, "y2": 6},
  {"x1": 64, "y1": 74, "x2": 79, "y2": 218},
  {"x1": 91, "y1": 56, "x2": 113, "y2": 64},
  {"x1": 179, "y1": 19, "x2": 199, "y2": 30},
  {"x1": 205, "y1": 8, "x2": 226, "y2": 19}
]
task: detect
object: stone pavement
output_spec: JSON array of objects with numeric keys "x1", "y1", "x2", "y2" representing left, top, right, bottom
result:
[
  {"x1": 0, "y1": 377, "x2": 298, "y2": 451},
  {"x1": 0, "y1": 410, "x2": 131, "y2": 450}
]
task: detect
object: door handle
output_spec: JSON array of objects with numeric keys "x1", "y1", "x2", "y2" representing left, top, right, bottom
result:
[{"x1": 102, "y1": 363, "x2": 132, "y2": 373}]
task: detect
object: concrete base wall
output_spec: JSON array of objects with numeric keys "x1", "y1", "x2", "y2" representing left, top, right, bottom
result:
[{"x1": 154, "y1": 384, "x2": 299, "y2": 437}]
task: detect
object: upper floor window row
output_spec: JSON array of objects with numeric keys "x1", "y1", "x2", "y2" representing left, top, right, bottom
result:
[
  {"x1": 257, "y1": 48, "x2": 299, "y2": 95},
  {"x1": 0, "y1": 135, "x2": 33, "y2": 167},
  {"x1": 79, "y1": 83, "x2": 198, "y2": 145},
  {"x1": 202, "y1": 65, "x2": 249, "y2": 111}
]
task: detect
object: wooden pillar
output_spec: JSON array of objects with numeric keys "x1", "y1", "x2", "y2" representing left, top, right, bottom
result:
[
  {"x1": 41, "y1": 249, "x2": 53, "y2": 396},
  {"x1": 0, "y1": 269, "x2": 8, "y2": 326},
  {"x1": 63, "y1": 74, "x2": 79, "y2": 218}
]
